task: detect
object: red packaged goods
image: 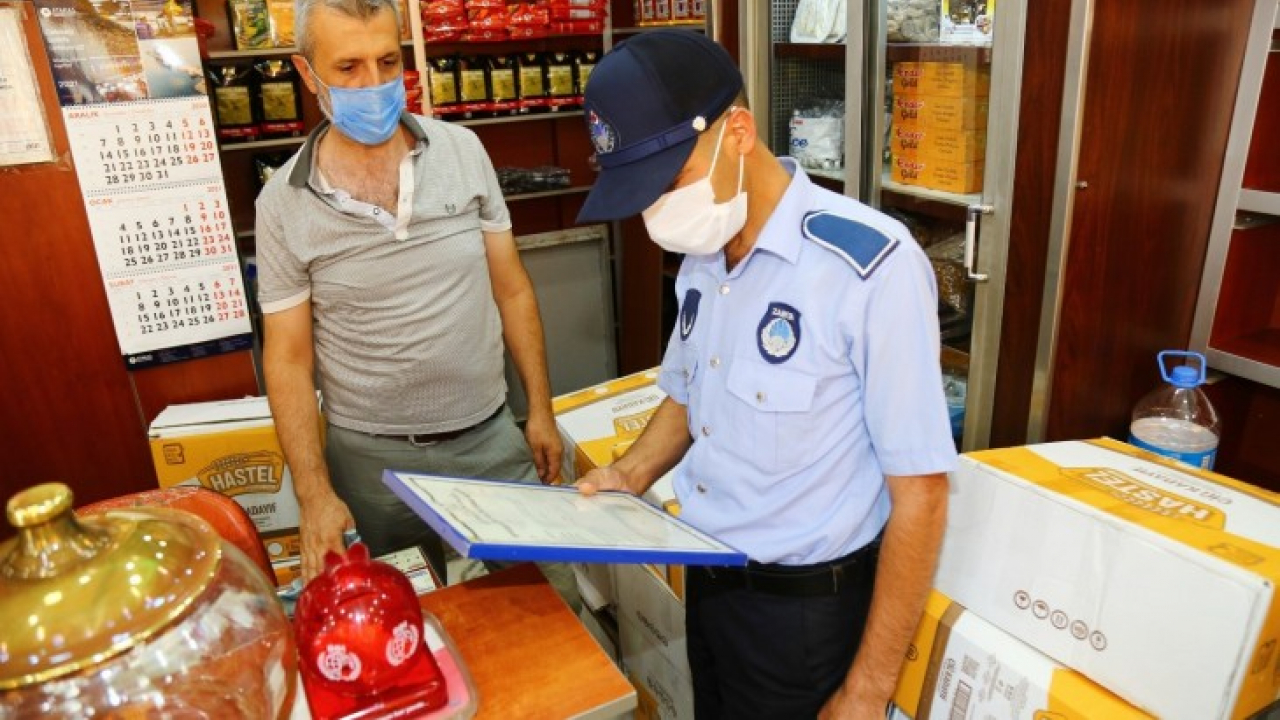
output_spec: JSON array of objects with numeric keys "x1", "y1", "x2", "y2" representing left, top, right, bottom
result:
[
  {"x1": 508, "y1": 24, "x2": 550, "y2": 39},
  {"x1": 549, "y1": 7, "x2": 604, "y2": 20},
  {"x1": 508, "y1": 2, "x2": 550, "y2": 26},
  {"x1": 460, "y1": 26, "x2": 508, "y2": 41},
  {"x1": 403, "y1": 70, "x2": 423, "y2": 115},
  {"x1": 550, "y1": 19, "x2": 604, "y2": 34},
  {"x1": 467, "y1": 6, "x2": 508, "y2": 29},
  {"x1": 424, "y1": 19, "x2": 467, "y2": 42},
  {"x1": 422, "y1": 0, "x2": 465, "y2": 19},
  {"x1": 547, "y1": 0, "x2": 607, "y2": 6},
  {"x1": 464, "y1": 0, "x2": 506, "y2": 8}
]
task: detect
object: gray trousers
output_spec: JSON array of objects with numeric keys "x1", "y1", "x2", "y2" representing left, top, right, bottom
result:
[{"x1": 324, "y1": 405, "x2": 581, "y2": 612}]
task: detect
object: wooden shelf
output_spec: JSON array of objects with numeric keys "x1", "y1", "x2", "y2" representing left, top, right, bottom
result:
[
  {"x1": 458, "y1": 110, "x2": 584, "y2": 127},
  {"x1": 207, "y1": 40, "x2": 414, "y2": 60},
  {"x1": 881, "y1": 173, "x2": 981, "y2": 208},
  {"x1": 612, "y1": 23, "x2": 705, "y2": 34},
  {"x1": 773, "y1": 42, "x2": 845, "y2": 61},
  {"x1": 505, "y1": 186, "x2": 591, "y2": 202},
  {"x1": 803, "y1": 166, "x2": 844, "y2": 181},
  {"x1": 219, "y1": 137, "x2": 306, "y2": 152},
  {"x1": 217, "y1": 110, "x2": 585, "y2": 153},
  {"x1": 1238, "y1": 189, "x2": 1280, "y2": 216},
  {"x1": 885, "y1": 42, "x2": 993, "y2": 64}
]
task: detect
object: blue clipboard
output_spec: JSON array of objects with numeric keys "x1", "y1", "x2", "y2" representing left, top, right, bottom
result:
[{"x1": 382, "y1": 470, "x2": 748, "y2": 566}]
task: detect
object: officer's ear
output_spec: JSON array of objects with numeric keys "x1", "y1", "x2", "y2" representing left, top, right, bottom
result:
[{"x1": 725, "y1": 107, "x2": 758, "y2": 157}]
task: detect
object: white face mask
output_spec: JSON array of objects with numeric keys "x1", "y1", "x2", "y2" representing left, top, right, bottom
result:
[{"x1": 642, "y1": 113, "x2": 747, "y2": 256}]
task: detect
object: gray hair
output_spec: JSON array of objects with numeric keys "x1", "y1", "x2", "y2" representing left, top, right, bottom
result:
[{"x1": 295, "y1": 0, "x2": 401, "y2": 61}]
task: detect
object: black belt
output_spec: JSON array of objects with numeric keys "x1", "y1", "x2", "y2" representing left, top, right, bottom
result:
[
  {"x1": 695, "y1": 538, "x2": 881, "y2": 598},
  {"x1": 373, "y1": 405, "x2": 503, "y2": 446}
]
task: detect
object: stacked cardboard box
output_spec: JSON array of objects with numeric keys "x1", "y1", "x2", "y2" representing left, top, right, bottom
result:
[
  {"x1": 902, "y1": 438, "x2": 1280, "y2": 720},
  {"x1": 891, "y1": 52, "x2": 989, "y2": 194},
  {"x1": 148, "y1": 396, "x2": 303, "y2": 583},
  {"x1": 553, "y1": 370, "x2": 693, "y2": 719},
  {"x1": 893, "y1": 590, "x2": 1152, "y2": 719}
]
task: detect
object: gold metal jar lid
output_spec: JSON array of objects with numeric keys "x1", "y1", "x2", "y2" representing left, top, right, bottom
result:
[{"x1": 0, "y1": 483, "x2": 222, "y2": 690}]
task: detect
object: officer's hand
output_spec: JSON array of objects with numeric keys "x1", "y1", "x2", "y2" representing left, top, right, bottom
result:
[
  {"x1": 523, "y1": 410, "x2": 563, "y2": 484},
  {"x1": 297, "y1": 490, "x2": 356, "y2": 581},
  {"x1": 576, "y1": 466, "x2": 634, "y2": 496}
]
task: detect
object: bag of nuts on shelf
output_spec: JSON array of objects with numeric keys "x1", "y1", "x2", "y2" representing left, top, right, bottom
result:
[{"x1": 886, "y1": 0, "x2": 940, "y2": 43}]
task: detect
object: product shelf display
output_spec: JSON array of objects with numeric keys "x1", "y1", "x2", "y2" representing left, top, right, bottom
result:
[
  {"x1": 1192, "y1": 1, "x2": 1280, "y2": 388},
  {"x1": 750, "y1": 0, "x2": 1014, "y2": 450}
]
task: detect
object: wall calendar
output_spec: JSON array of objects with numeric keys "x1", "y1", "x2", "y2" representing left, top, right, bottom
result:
[{"x1": 33, "y1": 0, "x2": 252, "y2": 368}]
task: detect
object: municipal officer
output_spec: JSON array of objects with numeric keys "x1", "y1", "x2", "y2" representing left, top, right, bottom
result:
[{"x1": 575, "y1": 31, "x2": 956, "y2": 720}]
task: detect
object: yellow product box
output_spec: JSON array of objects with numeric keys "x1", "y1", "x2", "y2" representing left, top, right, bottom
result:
[
  {"x1": 552, "y1": 368, "x2": 666, "y2": 483},
  {"x1": 892, "y1": 590, "x2": 1150, "y2": 719},
  {"x1": 617, "y1": 562, "x2": 693, "y2": 720},
  {"x1": 262, "y1": 528, "x2": 300, "y2": 565},
  {"x1": 890, "y1": 125, "x2": 987, "y2": 165},
  {"x1": 919, "y1": 61, "x2": 991, "y2": 98},
  {"x1": 894, "y1": 95, "x2": 989, "y2": 132},
  {"x1": 924, "y1": 158, "x2": 984, "y2": 194},
  {"x1": 925, "y1": 129, "x2": 987, "y2": 165},
  {"x1": 149, "y1": 397, "x2": 300, "y2": 546},
  {"x1": 935, "y1": 438, "x2": 1280, "y2": 720}
]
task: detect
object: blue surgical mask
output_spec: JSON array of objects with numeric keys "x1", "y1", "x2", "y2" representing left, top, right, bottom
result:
[{"x1": 307, "y1": 63, "x2": 405, "y2": 146}]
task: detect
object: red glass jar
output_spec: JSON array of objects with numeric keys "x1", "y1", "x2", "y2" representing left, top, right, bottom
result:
[{"x1": 294, "y1": 542, "x2": 448, "y2": 718}]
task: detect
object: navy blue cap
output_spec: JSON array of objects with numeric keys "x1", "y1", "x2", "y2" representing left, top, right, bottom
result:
[{"x1": 576, "y1": 30, "x2": 744, "y2": 223}]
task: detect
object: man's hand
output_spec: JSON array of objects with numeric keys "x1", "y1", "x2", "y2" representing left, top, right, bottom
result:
[
  {"x1": 576, "y1": 466, "x2": 635, "y2": 496},
  {"x1": 818, "y1": 685, "x2": 888, "y2": 720},
  {"x1": 523, "y1": 410, "x2": 563, "y2": 484},
  {"x1": 298, "y1": 490, "x2": 356, "y2": 581}
]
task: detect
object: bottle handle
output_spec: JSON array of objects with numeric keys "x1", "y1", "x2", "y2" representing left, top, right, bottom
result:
[{"x1": 1157, "y1": 350, "x2": 1207, "y2": 385}]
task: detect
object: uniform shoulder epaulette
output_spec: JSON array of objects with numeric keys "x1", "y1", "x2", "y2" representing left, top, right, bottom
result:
[{"x1": 801, "y1": 210, "x2": 899, "y2": 280}]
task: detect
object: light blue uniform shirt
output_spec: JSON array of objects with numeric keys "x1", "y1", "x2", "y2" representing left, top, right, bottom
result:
[{"x1": 658, "y1": 159, "x2": 958, "y2": 565}]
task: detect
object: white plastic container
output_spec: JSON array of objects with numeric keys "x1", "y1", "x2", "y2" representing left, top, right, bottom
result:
[{"x1": 1127, "y1": 350, "x2": 1220, "y2": 469}]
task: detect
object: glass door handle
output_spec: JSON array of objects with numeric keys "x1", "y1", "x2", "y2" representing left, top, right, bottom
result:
[{"x1": 964, "y1": 203, "x2": 995, "y2": 282}]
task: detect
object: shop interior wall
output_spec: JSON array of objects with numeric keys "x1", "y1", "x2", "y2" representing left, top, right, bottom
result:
[
  {"x1": 1035, "y1": 0, "x2": 1277, "y2": 488},
  {"x1": 0, "y1": 6, "x2": 258, "y2": 521}
]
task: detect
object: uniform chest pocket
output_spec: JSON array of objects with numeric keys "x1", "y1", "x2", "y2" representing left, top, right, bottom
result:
[{"x1": 724, "y1": 360, "x2": 817, "y2": 473}]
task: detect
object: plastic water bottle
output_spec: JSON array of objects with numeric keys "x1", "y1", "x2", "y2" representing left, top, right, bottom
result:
[{"x1": 1128, "y1": 351, "x2": 1221, "y2": 469}]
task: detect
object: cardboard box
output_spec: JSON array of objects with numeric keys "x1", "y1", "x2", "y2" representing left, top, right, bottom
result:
[
  {"x1": 895, "y1": 59, "x2": 990, "y2": 99},
  {"x1": 894, "y1": 95, "x2": 989, "y2": 132},
  {"x1": 616, "y1": 562, "x2": 694, "y2": 720},
  {"x1": 893, "y1": 590, "x2": 1151, "y2": 719},
  {"x1": 149, "y1": 397, "x2": 300, "y2": 550},
  {"x1": 890, "y1": 125, "x2": 987, "y2": 165},
  {"x1": 935, "y1": 438, "x2": 1280, "y2": 720},
  {"x1": 552, "y1": 368, "x2": 666, "y2": 483},
  {"x1": 925, "y1": 158, "x2": 984, "y2": 194},
  {"x1": 891, "y1": 155, "x2": 985, "y2": 194}
]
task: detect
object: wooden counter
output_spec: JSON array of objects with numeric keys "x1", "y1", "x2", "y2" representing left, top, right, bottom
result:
[{"x1": 420, "y1": 563, "x2": 636, "y2": 720}]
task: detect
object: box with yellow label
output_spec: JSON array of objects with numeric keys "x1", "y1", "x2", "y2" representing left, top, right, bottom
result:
[
  {"x1": 890, "y1": 155, "x2": 984, "y2": 194},
  {"x1": 890, "y1": 126, "x2": 986, "y2": 165},
  {"x1": 894, "y1": 95, "x2": 989, "y2": 132},
  {"x1": 149, "y1": 397, "x2": 300, "y2": 552},
  {"x1": 552, "y1": 368, "x2": 667, "y2": 483},
  {"x1": 892, "y1": 590, "x2": 1150, "y2": 719},
  {"x1": 919, "y1": 61, "x2": 990, "y2": 98},
  {"x1": 935, "y1": 438, "x2": 1280, "y2": 720}
]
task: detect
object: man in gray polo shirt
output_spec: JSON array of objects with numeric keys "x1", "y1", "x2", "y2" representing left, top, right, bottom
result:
[{"x1": 255, "y1": 0, "x2": 577, "y2": 607}]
